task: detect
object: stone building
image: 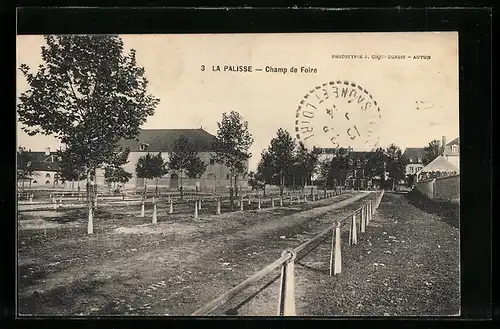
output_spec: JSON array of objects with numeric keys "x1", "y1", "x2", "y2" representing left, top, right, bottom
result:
[{"x1": 118, "y1": 128, "x2": 249, "y2": 191}]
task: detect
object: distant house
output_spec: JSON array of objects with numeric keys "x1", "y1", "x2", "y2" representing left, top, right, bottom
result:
[
  {"x1": 402, "y1": 147, "x2": 426, "y2": 176},
  {"x1": 312, "y1": 147, "x2": 381, "y2": 189},
  {"x1": 17, "y1": 148, "x2": 62, "y2": 187},
  {"x1": 442, "y1": 137, "x2": 459, "y2": 171},
  {"x1": 118, "y1": 128, "x2": 249, "y2": 191}
]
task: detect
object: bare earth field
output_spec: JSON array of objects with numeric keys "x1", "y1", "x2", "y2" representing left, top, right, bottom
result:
[{"x1": 17, "y1": 191, "x2": 459, "y2": 317}]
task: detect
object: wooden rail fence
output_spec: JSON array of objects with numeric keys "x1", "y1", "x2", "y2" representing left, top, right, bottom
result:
[{"x1": 191, "y1": 189, "x2": 385, "y2": 316}]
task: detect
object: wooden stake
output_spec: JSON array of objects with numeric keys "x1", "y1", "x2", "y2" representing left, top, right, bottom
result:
[
  {"x1": 277, "y1": 249, "x2": 297, "y2": 316},
  {"x1": 271, "y1": 197, "x2": 275, "y2": 207},
  {"x1": 280, "y1": 197, "x2": 283, "y2": 207},
  {"x1": 351, "y1": 214, "x2": 358, "y2": 245},
  {"x1": 217, "y1": 198, "x2": 221, "y2": 215},
  {"x1": 87, "y1": 207, "x2": 93, "y2": 235},
  {"x1": 152, "y1": 197, "x2": 157, "y2": 224},
  {"x1": 141, "y1": 199, "x2": 145, "y2": 217},
  {"x1": 194, "y1": 201, "x2": 199, "y2": 219},
  {"x1": 169, "y1": 199, "x2": 173, "y2": 214},
  {"x1": 258, "y1": 196, "x2": 261, "y2": 210},
  {"x1": 199, "y1": 198, "x2": 202, "y2": 210},
  {"x1": 334, "y1": 223, "x2": 342, "y2": 274},
  {"x1": 362, "y1": 206, "x2": 367, "y2": 233}
]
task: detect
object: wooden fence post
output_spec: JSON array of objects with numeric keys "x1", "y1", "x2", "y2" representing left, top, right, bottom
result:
[
  {"x1": 199, "y1": 198, "x2": 203, "y2": 210},
  {"x1": 194, "y1": 201, "x2": 199, "y2": 219},
  {"x1": 248, "y1": 195, "x2": 251, "y2": 205},
  {"x1": 87, "y1": 207, "x2": 93, "y2": 235},
  {"x1": 280, "y1": 197, "x2": 283, "y2": 207},
  {"x1": 271, "y1": 197, "x2": 275, "y2": 208},
  {"x1": 329, "y1": 222, "x2": 342, "y2": 275},
  {"x1": 361, "y1": 207, "x2": 366, "y2": 233},
  {"x1": 152, "y1": 197, "x2": 157, "y2": 224},
  {"x1": 216, "y1": 198, "x2": 221, "y2": 215},
  {"x1": 240, "y1": 197, "x2": 244, "y2": 211},
  {"x1": 277, "y1": 249, "x2": 297, "y2": 316},
  {"x1": 141, "y1": 197, "x2": 145, "y2": 217},
  {"x1": 258, "y1": 195, "x2": 261, "y2": 210},
  {"x1": 169, "y1": 199, "x2": 173, "y2": 214},
  {"x1": 351, "y1": 214, "x2": 357, "y2": 245}
]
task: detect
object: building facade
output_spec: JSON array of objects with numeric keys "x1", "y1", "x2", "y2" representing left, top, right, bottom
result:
[
  {"x1": 17, "y1": 148, "x2": 64, "y2": 188},
  {"x1": 442, "y1": 137, "x2": 459, "y2": 171},
  {"x1": 402, "y1": 147, "x2": 426, "y2": 176},
  {"x1": 118, "y1": 128, "x2": 249, "y2": 191}
]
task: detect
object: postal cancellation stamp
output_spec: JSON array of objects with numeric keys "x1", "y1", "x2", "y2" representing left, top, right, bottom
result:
[{"x1": 295, "y1": 80, "x2": 382, "y2": 150}]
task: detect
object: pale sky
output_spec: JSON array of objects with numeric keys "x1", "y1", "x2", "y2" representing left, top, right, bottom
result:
[{"x1": 17, "y1": 33, "x2": 459, "y2": 170}]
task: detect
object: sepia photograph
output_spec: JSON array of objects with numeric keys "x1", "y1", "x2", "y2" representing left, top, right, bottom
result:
[{"x1": 16, "y1": 32, "x2": 460, "y2": 317}]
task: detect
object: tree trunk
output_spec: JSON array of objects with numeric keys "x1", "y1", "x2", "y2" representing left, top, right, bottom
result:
[
  {"x1": 279, "y1": 171, "x2": 284, "y2": 196},
  {"x1": 229, "y1": 173, "x2": 234, "y2": 211},
  {"x1": 86, "y1": 170, "x2": 93, "y2": 235},
  {"x1": 22, "y1": 177, "x2": 25, "y2": 192},
  {"x1": 180, "y1": 171, "x2": 184, "y2": 200}
]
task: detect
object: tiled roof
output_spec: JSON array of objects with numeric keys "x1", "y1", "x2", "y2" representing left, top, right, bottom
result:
[
  {"x1": 118, "y1": 128, "x2": 218, "y2": 152},
  {"x1": 18, "y1": 161, "x2": 61, "y2": 172},
  {"x1": 402, "y1": 147, "x2": 426, "y2": 162},
  {"x1": 420, "y1": 155, "x2": 458, "y2": 172},
  {"x1": 446, "y1": 137, "x2": 459, "y2": 146}
]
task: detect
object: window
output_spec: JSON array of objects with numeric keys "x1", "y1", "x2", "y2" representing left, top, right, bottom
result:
[
  {"x1": 409, "y1": 167, "x2": 414, "y2": 174},
  {"x1": 45, "y1": 180, "x2": 50, "y2": 184},
  {"x1": 452, "y1": 145, "x2": 458, "y2": 153},
  {"x1": 226, "y1": 174, "x2": 230, "y2": 179},
  {"x1": 32, "y1": 180, "x2": 37, "y2": 184},
  {"x1": 139, "y1": 144, "x2": 146, "y2": 151},
  {"x1": 417, "y1": 157, "x2": 421, "y2": 163},
  {"x1": 210, "y1": 159, "x2": 215, "y2": 165},
  {"x1": 409, "y1": 158, "x2": 413, "y2": 163},
  {"x1": 46, "y1": 173, "x2": 51, "y2": 178}
]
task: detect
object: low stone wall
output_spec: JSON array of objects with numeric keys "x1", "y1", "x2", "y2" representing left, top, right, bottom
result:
[
  {"x1": 415, "y1": 179, "x2": 435, "y2": 199},
  {"x1": 414, "y1": 174, "x2": 460, "y2": 202},
  {"x1": 434, "y1": 175, "x2": 460, "y2": 201}
]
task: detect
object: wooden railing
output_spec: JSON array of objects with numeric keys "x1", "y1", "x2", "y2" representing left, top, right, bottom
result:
[{"x1": 192, "y1": 190, "x2": 385, "y2": 316}]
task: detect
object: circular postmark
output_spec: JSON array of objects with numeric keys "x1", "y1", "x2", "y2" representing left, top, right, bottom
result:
[{"x1": 295, "y1": 80, "x2": 382, "y2": 150}]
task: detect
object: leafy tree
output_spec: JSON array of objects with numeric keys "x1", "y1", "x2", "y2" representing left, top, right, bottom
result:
[
  {"x1": 135, "y1": 152, "x2": 168, "y2": 194},
  {"x1": 17, "y1": 146, "x2": 35, "y2": 190},
  {"x1": 423, "y1": 139, "x2": 441, "y2": 165},
  {"x1": 260, "y1": 129, "x2": 296, "y2": 196},
  {"x1": 212, "y1": 111, "x2": 254, "y2": 208},
  {"x1": 169, "y1": 135, "x2": 207, "y2": 198},
  {"x1": 385, "y1": 144, "x2": 408, "y2": 190},
  {"x1": 293, "y1": 142, "x2": 318, "y2": 188},
  {"x1": 17, "y1": 35, "x2": 159, "y2": 234},
  {"x1": 56, "y1": 146, "x2": 85, "y2": 190},
  {"x1": 366, "y1": 147, "x2": 387, "y2": 181},
  {"x1": 104, "y1": 148, "x2": 133, "y2": 191}
]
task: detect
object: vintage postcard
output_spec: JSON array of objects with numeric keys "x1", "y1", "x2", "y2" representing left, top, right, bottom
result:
[{"x1": 17, "y1": 32, "x2": 459, "y2": 316}]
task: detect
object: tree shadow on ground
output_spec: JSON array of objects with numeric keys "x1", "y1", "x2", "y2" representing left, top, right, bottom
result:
[
  {"x1": 224, "y1": 274, "x2": 281, "y2": 316},
  {"x1": 404, "y1": 190, "x2": 459, "y2": 229}
]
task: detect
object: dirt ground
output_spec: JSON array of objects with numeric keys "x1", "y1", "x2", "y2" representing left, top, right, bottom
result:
[{"x1": 17, "y1": 191, "x2": 459, "y2": 317}]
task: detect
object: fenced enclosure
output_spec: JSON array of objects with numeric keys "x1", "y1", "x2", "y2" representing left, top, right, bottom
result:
[{"x1": 191, "y1": 190, "x2": 384, "y2": 316}]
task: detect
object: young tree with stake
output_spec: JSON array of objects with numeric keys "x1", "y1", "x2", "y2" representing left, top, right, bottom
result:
[
  {"x1": 212, "y1": 111, "x2": 253, "y2": 209},
  {"x1": 17, "y1": 35, "x2": 159, "y2": 235},
  {"x1": 169, "y1": 135, "x2": 207, "y2": 199},
  {"x1": 261, "y1": 129, "x2": 296, "y2": 196},
  {"x1": 135, "y1": 153, "x2": 168, "y2": 195}
]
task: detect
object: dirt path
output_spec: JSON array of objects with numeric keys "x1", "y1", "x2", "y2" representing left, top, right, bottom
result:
[
  {"x1": 259, "y1": 192, "x2": 459, "y2": 317},
  {"x1": 18, "y1": 192, "x2": 372, "y2": 316}
]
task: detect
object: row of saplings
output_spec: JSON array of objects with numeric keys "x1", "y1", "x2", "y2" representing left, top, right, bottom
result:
[{"x1": 84, "y1": 186, "x2": 349, "y2": 235}]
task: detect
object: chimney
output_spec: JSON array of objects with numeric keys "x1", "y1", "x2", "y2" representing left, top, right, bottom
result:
[
  {"x1": 45, "y1": 147, "x2": 50, "y2": 156},
  {"x1": 442, "y1": 136, "x2": 447, "y2": 148}
]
